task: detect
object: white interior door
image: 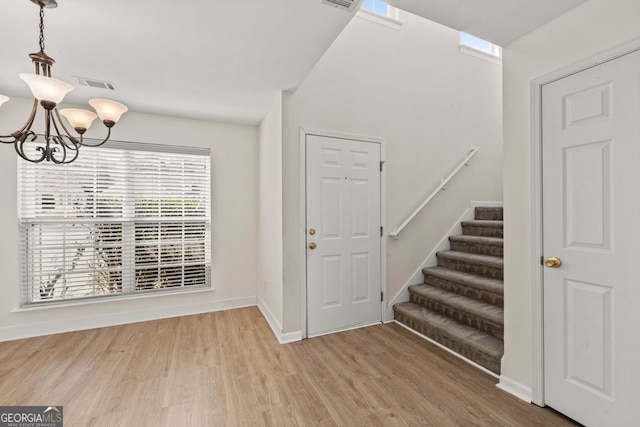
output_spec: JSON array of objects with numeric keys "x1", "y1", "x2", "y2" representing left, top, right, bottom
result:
[
  {"x1": 306, "y1": 134, "x2": 381, "y2": 337},
  {"x1": 542, "y1": 49, "x2": 640, "y2": 426}
]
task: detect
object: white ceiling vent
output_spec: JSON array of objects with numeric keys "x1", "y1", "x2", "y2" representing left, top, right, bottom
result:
[
  {"x1": 320, "y1": 0, "x2": 358, "y2": 12},
  {"x1": 74, "y1": 76, "x2": 116, "y2": 91}
]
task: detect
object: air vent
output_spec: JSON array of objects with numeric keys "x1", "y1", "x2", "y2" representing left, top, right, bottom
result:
[
  {"x1": 320, "y1": 0, "x2": 358, "y2": 12},
  {"x1": 74, "y1": 76, "x2": 115, "y2": 91}
]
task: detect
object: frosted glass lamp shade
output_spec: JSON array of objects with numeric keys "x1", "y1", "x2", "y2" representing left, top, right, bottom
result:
[
  {"x1": 89, "y1": 99, "x2": 128, "y2": 124},
  {"x1": 19, "y1": 73, "x2": 73, "y2": 104},
  {"x1": 60, "y1": 108, "x2": 97, "y2": 130},
  {"x1": 0, "y1": 94, "x2": 8, "y2": 108}
]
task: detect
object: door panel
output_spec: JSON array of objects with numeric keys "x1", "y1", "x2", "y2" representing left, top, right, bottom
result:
[
  {"x1": 306, "y1": 134, "x2": 381, "y2": 337},
  {"x1": 564, "y1": 279, "x2": 612, "y2": 397},
  {"x1": 542, "y1": 49, "x2": 640, "y2": 426},
  {"x1": 563, "y1": 140, "x2": 611, "y2": 250}
]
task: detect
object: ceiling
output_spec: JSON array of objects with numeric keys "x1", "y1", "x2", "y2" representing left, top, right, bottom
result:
[
  {"x1": 0, "y1": 0, "x2": 357, "y2": 125},
  {"x1": 385, "y1": 0, "x2": 588, "y2": 47},
  {"x1": 0, "y1": 0, "x2": 588, "y2": 126}
]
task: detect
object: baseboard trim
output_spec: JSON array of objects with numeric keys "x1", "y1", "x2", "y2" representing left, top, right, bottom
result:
[
  {"x1": 394, "y1": 320, "x2": 499, "y2": 379},
  {"x1": 257, "y1": 297, "x2": 302, "y2": 344},
  {"x1": 0, "y1": 296, "x2": 258, "y2": 343},
  {"x1": 497, "y1": 375, "x2": 533, "y2": 403},
  {"x1": 279, "y1": 330, "x2": 303, "y2": 344}
]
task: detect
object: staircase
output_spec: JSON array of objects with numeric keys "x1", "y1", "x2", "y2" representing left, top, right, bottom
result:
[{"x1": 393, "y1": 206, "x2": 504, "y2": 374}]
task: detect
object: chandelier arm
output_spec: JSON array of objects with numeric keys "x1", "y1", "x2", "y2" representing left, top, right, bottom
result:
[
  {"x1": 53, "y1": 108, "x2": 81, "y2": 144},
  {"x1": 79, "y1": 127, "x2": 112, "y2": 147},
  {"x1": 14, "y1": 133, "x2": 47, "y2": 163},
  {"x1": 0, "y1": 135, "x2": 18, "y2": 144},
  {"x1": 49, "y1": 115, "x2": 80, "y2": 164},
  {"x1": 0, "y1": 99, "x2": 39, "y2": 143},
  {"x1": 52, "y1": 109, "x2": 80, "y2": 145},
  {"x1": 49, "y1": 135, "x2": 79, "y2": 164}
]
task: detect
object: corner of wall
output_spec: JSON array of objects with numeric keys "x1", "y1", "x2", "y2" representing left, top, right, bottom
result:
[
  {"x1": 497, "y1": 375, "x2": 533, "y2": 403},
  {"x1": 257, "y1": 91, "x2": 285, "y2": 328},
  {"x1": 257, "y1": 297, "x2": 302, "y2": 344}
]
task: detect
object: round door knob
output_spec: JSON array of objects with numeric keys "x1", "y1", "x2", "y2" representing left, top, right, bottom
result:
[
  {"x1": 308, "y1": 242, "x2": 317, "y2": 250},
  {"x1": 545, "y1": 257, "x2": 562, "y2": 268}
]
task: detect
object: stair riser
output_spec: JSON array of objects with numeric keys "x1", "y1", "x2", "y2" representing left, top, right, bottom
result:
[
  {"x1": 474, "y1": 207, "x2": 503, "y2": 221},
  {"x1": 409, "y1": 293, "x2": 503, "y2": 340},
  {"x1": 461, "y1": 225, "x2": 503, "y2": 238},
  {"x1": 394, "y1": 308, "x2": 501, "y2": 374},
  {"x1": 423, "y1": 273, "x2": 503, "y2": 307},
  {"x1": 437, "y1": 256, "x2": 503, "y2": 280},
  {"x1": 449, "y1": 240, "x2": 503, "y2": 257}
]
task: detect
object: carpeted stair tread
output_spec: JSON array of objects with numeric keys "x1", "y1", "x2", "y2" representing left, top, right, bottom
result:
[
  {"x1": 394, "y1": 206, "x2": 504, "y2": 374},
  {"x1": 461, "y1": 220, "x2": 504, "y2": 238},
  {"x1": 422, "y1": 266, "x2": 503, "y2": 299},
  {"x1": 460, "y1": 220, "x2": 503, "y2": 228},
  {"x1": 393, "y1": 302, "x2": 503, "y2": 373},
  {"x1": 474, "y1": 207, "x2": 503, "y2": 221},
  {"x1": 409, "y1": 284, "x2": 503, "y2": 339},
  {"x1": 449, "y1": 235, "x2": 503, "y2": 257},
  {"x1": 449, "y1": 234, "x2": 503, "y2": 247},
  {"x1": 437, "y1": 250, "x2": 503, "y2": 280}
]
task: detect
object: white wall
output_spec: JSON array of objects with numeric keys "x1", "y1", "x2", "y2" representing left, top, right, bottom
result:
[
  {"x1": 0, "y1": 97, "x2": 259, "y2": 341},
  {"x1": 502, "y1": 0, "x2": 640, "y2": 388},
  {"x1": 258, "y1": 92, "x2": 284, "y2": 329},
  {"x1": 281, "y1": 11, "x2": 503, "y2": 332}
]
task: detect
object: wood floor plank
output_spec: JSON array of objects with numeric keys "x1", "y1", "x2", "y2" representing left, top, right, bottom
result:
[{"x1": 0, "y1": 307, "x2": 578, "y2": 426}]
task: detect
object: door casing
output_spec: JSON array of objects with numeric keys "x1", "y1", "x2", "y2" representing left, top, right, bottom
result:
[
  {"x1": 299, "y1": 127, "x2": 387, "y2": 339},
  {"x1": 530, "y1": 37, "x2": 640, "y2": 406}
]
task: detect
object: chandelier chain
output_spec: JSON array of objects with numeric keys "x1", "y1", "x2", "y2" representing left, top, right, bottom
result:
[{"x1": 39, "y1": 5, "x2": 45, "y2": 52}]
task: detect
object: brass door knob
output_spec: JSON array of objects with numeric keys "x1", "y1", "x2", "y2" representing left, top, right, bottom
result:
[
  {"x1": 545, "y1": 257, "x2": 562, "y2": 268},
  {"x1": 309, "y1": 228, "x2": 316, "y2": 236},
  {"x1": 308, "y1": 242, "x2": 317, "y2": 250}
]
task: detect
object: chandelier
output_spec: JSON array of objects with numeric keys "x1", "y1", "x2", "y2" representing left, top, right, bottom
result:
[{"x1": 0, "y1": 0, "x2": 127, "y2": 164}]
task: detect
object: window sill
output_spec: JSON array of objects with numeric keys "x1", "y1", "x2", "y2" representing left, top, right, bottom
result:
[
  {"x1": 356, "y1": 10, "x2": 402, "y2": 30},
  {"x1": 459, "y1": 45, "x2": 502, "y2": 65},
  {"x1": 12, "y1": 286, "x2": 214, "y2": 312}
]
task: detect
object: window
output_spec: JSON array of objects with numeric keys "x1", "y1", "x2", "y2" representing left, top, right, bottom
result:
[
  {"x1": 18, "y1": 139, "x2": 211, "y2": 307},
  {"x1": 460, "y1": 32, "x2": 502, "y2": 59},
  {"x1": 360, "y1": 0, "x2": 399, "y2": 20}
]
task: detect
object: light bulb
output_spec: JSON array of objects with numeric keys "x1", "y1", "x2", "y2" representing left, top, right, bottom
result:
[{"x1": 0, "y1": 94, "x2": 8, "y2": 108}]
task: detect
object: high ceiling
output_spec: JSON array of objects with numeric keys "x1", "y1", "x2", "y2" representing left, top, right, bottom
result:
[
  {"x1": 0, "y1": 0, "x2": 357, "y2": 125},
  {"x1": 388, "y1": 0, "x2": 588, "y2": 46},
  {"x1": 0, "y1": 0, "x2": 588, "y2": 126}
]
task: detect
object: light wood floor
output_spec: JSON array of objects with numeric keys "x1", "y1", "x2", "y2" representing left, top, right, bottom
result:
[{"x1": 0, "y1": 307, "x2": 578, "y2": 426}]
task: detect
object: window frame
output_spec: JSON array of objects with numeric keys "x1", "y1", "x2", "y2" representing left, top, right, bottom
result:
[
  {"x1": 18, "y1": 138, "x2": 212, "y2": 308},
  {"x1": 459, "y1": 32, "x2": 502, "y2": 63},
  {"x1": 359, "y1": 0, "x2": 400, "y2": 22}
]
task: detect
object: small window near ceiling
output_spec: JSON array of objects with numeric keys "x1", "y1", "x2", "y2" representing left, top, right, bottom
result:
[
  {"x1": 460, "y1": 32, "x2": 502, "y2": 61},
  {"x1": 360, "y1": 0, "x2": 399, "y2": 21}
]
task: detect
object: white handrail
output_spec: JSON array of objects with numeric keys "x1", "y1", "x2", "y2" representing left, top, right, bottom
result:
[{"x1": 389, "y1": 146, "x2": 481, "y2": 239}]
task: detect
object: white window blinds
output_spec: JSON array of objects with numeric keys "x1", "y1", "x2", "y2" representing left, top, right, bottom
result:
[{"x1": 18, "y1": 140, "x2": 211, "y2": 306}]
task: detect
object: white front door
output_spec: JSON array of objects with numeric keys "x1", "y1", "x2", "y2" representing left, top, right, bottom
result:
[
  {"x1": 305, "y1": 134, "x2": 382, "y2": 337},
  {"x1": 542, "y1": 49, "x2": 640, "y2": 426}
]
